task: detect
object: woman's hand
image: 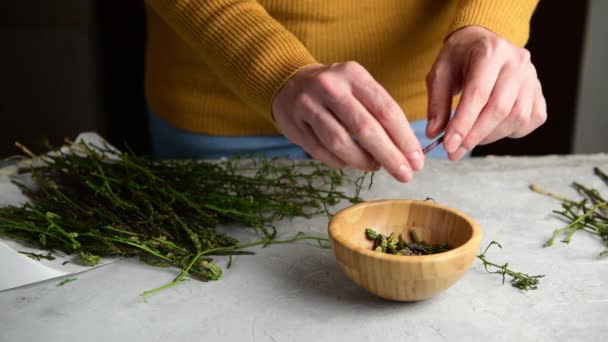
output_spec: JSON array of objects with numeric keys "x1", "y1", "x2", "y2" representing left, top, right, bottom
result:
[
  {"x1": 272, "y1": 62, "x2": 424, "y2": 183},
  {"x1": 426, "y1": 25, "x2": 548, "y2": 160}
]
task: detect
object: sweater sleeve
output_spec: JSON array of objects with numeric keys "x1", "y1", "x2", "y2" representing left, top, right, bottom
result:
[
  {"x1": 449, "y1": 0, "x2": 540, "y2": 47},
  {"x1": 145, "y1": 0, "x2": 318, "y2": 120}
]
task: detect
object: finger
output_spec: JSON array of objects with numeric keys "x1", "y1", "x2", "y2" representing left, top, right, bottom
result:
[
  {"x1": 298, "y1": 122, "x2": 346, "y2": 169},
  {"x1": 532, "y1": 82, "x2": 548, "y2": 128},
  {"x1": 479, "y1": 76, "x2": 536, "y2": 145},
  {"x1": 280, "y1": 115, "x2": 346, "y2": 169},
  {"x1": 444, "y1": 51, "x2": 504, "y2": 154},
  {"x1": 448, "y1": 146, "x2": 469, "y2": 161},
  {"x1": 351, "y1": 80, "x2": 423, "y2": 174},
  {"x1": 303, "y1": 98, "x2": 378, "y2": 171},
  {"x1": 459, "y1": 63, "x2": 523, "y2": 151},
  {"x1": 334, "y1": 96, "x2": 412, "y2": 181},
  {"x1": 509, "y1": 81, "x2": 547, "y2": 138},
  {"x1": 426, "y1": 58, "x2": 456, "y2": 139}
]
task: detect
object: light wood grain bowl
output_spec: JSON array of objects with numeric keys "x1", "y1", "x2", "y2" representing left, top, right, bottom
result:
[{"x1": 328, "y1": 199, "x2": 482, "y2": 301}]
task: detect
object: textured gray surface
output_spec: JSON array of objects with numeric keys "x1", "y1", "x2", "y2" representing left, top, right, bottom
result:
[{"x1": 1, "y1": 154, "x2": 607, "y2": 342}]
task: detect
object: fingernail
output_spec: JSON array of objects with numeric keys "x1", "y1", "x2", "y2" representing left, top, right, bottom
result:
[
  {"x1": 450, "y1": 146, "x2": 468, "y2": 161},
  {"x1": 395, "y1": 164, "x2": 412, "y2": 182},
  {"x1": 445, "y1": 133, "x2": 462, "y2": 153},
  {"x1": 407, "y1": 151, "x2": 424, "y2": 171},
  {"x1": 456, "y1": 146, "x2": 468, "y2": 159}
]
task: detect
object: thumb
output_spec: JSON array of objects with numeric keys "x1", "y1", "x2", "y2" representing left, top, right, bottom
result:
[{"x1": 425, "y1": 59, "x2": 456, "y2": 139}]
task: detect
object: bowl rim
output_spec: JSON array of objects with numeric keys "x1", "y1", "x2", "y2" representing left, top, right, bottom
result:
[{"x1": 328, "y1": 199, "x2": 483, "y2": 262}]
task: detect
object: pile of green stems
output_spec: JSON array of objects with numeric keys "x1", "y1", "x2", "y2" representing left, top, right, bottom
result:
[{"x1": 0, "y1": 141, "x2": 371, "y2": 297}]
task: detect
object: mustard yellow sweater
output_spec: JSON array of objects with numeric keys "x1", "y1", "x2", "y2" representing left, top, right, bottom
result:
[{"x1": 145, "y1": 0, "x2": 538, "y2": 136}]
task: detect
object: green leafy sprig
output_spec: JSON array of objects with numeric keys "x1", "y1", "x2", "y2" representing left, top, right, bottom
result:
[{"x1": 477, "y1": 241, "x2": 544, "y2": 291}]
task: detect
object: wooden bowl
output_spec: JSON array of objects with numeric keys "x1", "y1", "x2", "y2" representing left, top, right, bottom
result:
[{"x1": 328, "y1": 199, "x2": 482, "y2": 301}]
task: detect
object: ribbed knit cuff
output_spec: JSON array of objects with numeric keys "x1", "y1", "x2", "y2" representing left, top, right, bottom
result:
[
  {"x1": 449, "y1": 0, "x2": 539, "y2": 47},
  {"x1": 146, "y1": 0, "x2": 318, "y2": 122}
]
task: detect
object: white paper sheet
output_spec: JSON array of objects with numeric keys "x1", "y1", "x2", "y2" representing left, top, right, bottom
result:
[{"x1": 0, "y1": 133, "x2": 119, "y2": 291}]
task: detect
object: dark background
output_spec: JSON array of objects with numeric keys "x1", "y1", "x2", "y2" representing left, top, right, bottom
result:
[{"x1": 0, "y1": 1, "x2": 590, "y2": 157}]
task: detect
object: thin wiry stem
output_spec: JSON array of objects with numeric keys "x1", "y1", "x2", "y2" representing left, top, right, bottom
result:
[
  {"x1": 0, "y1": 140, "x2": 372, "y2": 298},
  {"x1": 530, "y1": 167, "x2": 608, "y2": 257}
]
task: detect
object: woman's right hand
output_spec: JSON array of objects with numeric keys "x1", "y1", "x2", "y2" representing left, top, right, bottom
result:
[{"x1": 271, "y1": 62, "x2": 424, "y2": 183}]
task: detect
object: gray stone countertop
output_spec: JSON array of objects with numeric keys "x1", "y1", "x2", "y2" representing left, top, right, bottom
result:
[{"x1": 1, "y1": 154, "x2": 607, "y2": 342}]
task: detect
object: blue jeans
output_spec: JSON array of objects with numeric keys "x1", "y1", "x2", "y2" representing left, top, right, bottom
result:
[{"x1": 148, "y1": 110, "x2": 449, "y2": 159}]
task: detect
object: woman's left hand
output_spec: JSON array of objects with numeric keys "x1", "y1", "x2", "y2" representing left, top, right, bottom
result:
[{"x1": 426, "y1": 25, "x2": 548, "y2": 160}]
